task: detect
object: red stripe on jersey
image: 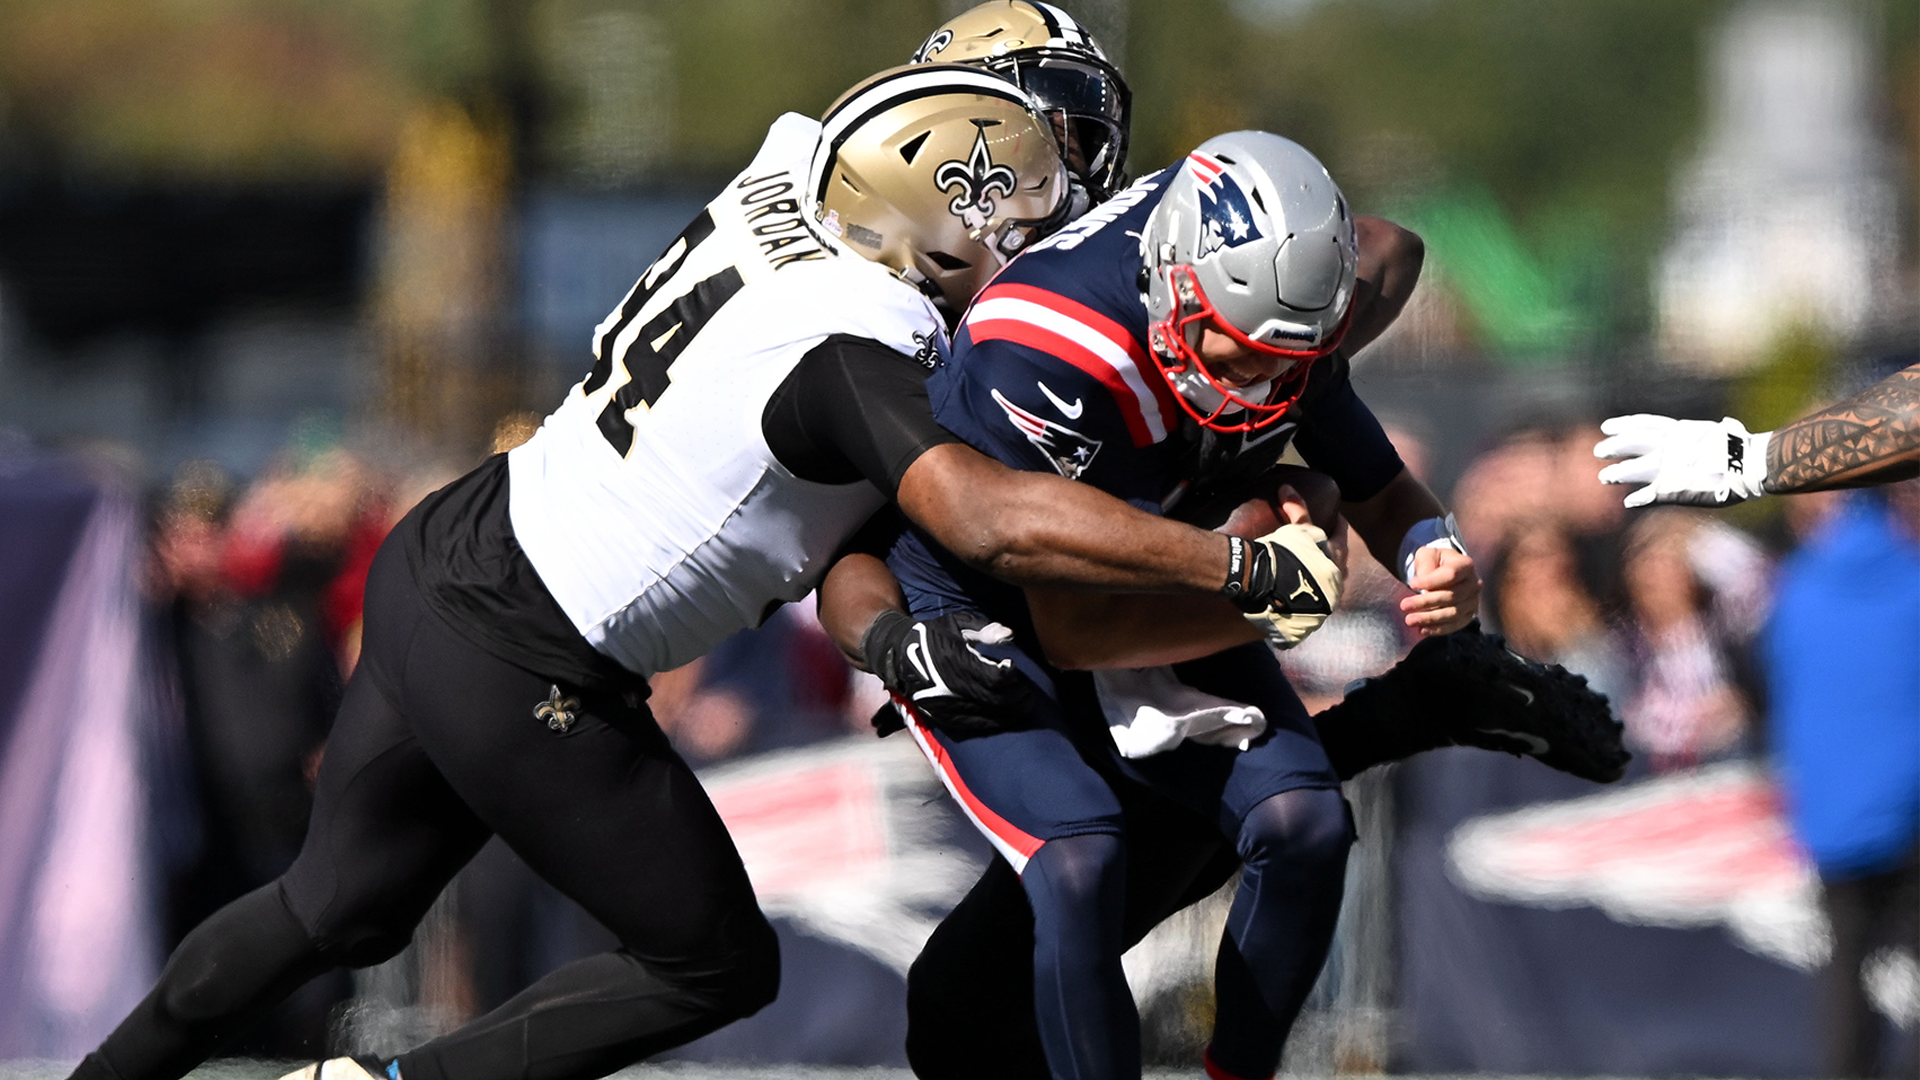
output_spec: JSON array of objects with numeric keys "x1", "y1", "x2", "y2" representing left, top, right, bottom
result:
[
  {"x1": 970, "y1": 316, "x2": 1155, "y2": 446},
  {"x1": 968, "y1": 282, "x2": 1180, "y2": 447},
  {"x1": 992, "y1": 389, "x2": 1051, "y2": 438},
  {"x1": 900, "y1": 698, "x2": 1044, "y2": 862}
]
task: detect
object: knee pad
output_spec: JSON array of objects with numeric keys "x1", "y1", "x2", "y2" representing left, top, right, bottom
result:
[
  {"x1": 1238, "y1": 787, "x2": 1352, "y2": 870},
  {"x1": 281, "y1": 868, "x2": 426, "y2": 971},
  {"x1": 650, "y1": 914, "x2": 781, "y2": 1020},
  {"x1": 1022, "y1": 831, "x2": 1125, "y2": 909},
  {"x1": 158, "y1": 884, "x2": 325, "y2": 1022},
  {"x1": 716, "y1": 930, "x2": 782, "y2": 1018}
]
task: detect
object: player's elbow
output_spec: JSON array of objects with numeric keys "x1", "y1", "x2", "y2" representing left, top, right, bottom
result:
[
  {"x1": 1378, "y1": 221, "x2": 1425, "y2": 280},
  {"x1": 1357, "y1": 216, "x2": 1424, "y2": 279},
  {"x1": 946, "y1": 510, "x2": 1047, "y2": 579}
]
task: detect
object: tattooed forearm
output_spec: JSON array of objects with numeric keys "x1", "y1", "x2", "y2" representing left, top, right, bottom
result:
[{"x1": 1764, "y1": 364, "x2": 1920, "y2": 493}]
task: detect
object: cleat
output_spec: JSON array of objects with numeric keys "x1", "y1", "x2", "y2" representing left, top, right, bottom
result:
[{"x1": 1317, "y1": 620, "x2": 1629, "y2": 783}]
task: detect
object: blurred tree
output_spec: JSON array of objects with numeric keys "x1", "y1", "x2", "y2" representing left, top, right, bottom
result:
[
  {"x1": 0, "y1": 0, "x2": 1906, "y2": 343},
  {"x1": 0, "y1": 0, "x2": 479, "y2": 180},
  {"x1": 1166, "y1": 0, "x2": 1727, "y2": 354},
  {"x1": 372, "y1": 98, "x2": 514, "y2": 451},
  {"x1": 649, "y1": 0, "x2": 945, "y2": 180}
]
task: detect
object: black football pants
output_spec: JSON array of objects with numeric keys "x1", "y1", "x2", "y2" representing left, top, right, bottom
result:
[
  {"x1": 72, "y1": 538, "x2": 778, "y2": 1080},
  {"x1": 1820, "y1": 850, "x2": 1920, "y2": 1079}
]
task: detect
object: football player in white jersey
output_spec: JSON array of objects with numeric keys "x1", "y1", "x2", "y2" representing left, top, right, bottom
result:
[{"x1": 68, "y1": 64, "x2": 1343, "y2": 1080}]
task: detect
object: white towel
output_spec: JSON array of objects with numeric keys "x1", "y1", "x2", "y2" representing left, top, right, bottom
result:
[{"x1": 1093, "y1": 665, "x2": 1267, "y2": 759}]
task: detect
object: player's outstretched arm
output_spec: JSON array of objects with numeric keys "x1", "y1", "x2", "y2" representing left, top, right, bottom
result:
[
  {"x1": 1021, "y1": 484, "x2": 1347, "y2": 669},
  {"x1": 1765, "y1": 362, "x2": 1920, "y2": 493},
  {"x1": 894, "y1": 442, "x2": 1239, "y2": 593},
  {"x1": 1595, "y1": 363, "x2": 1920, "y2": 506}
]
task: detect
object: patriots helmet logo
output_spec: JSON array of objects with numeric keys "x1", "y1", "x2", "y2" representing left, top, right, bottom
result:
[
  {"x1": 936, "y1": 121, "x2": 1019, "y2": 231},
  {"x1": 1189, "y1": 152, "x2": 1263, "y2": 260},
  {"x1": 992, "y1": 388, "x2": 1102, "y2": 480}
]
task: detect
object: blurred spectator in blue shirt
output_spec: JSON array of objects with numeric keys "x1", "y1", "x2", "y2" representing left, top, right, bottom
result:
[{"x1": 1766, "y1": 487, "x2": 1920, "y2": 1079}]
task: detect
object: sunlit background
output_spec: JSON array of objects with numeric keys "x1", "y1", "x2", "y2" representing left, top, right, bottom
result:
[{"x1": 0, "y1": 0, "x2": 1915, "y2": 1075}]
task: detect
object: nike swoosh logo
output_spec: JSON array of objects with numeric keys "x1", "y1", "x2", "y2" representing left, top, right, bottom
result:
[
  {"x1": 1479, "y1": 727, "x2": 1551, "y2": 755},
  {"x1": 1241, "y1": 421, "x2": 1297, "y2": 451},
  {"x1": 1036, "y1": 380, "x2": 1084, "y2": 419}
]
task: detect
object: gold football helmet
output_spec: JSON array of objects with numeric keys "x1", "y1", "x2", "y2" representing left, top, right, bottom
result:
[
  {"x1": 911, "y1": 2, "x2": 1131, "y2": 202},
  {"x1": 809, "y1": 64, "x2": 1068, "y2": 311}
]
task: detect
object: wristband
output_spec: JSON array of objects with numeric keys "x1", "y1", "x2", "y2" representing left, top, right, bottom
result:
[
  {"x1": 1397, "y1": 513, "x2": 1465, "y2": 587},
  {"x1": 1220, "y1": 535, "x2": 1276, "y2": 613},
  {"x1": 1734, "y1": 426, "x2": 1772, "y2": 500}
]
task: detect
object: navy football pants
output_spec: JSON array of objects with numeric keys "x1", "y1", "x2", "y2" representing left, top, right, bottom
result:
[{"x1": 904, "y1": 642, "x2": 1352, "y2": 1080}]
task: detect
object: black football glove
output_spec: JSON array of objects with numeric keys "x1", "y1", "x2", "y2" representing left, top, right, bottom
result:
[
  {"x1": 1316, "y1": 621, "x2": 1629, "y2": 783},
  {"x1": 861, "y1": 609, "x2": 1039, "y2": 738}
]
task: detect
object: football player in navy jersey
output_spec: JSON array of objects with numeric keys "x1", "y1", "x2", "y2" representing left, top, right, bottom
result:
[
  {"x1": 832, "y1": 134, "x2": 1490, "y2": 1080},
  {"x1": 813, "y1": 8, "x2": 1620, "y2": 1078}
]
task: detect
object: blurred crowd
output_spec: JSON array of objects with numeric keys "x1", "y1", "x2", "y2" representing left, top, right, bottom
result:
[{"x1": 131, "y1": 405, "x2": 1918, "y2": 1069}]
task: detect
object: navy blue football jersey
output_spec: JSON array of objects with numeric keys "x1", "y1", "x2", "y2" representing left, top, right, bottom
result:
[{"x1": 888, "y1": 166, "x2": 1405, "y2": 630}]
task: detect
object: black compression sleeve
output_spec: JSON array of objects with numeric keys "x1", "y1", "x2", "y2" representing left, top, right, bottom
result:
[
  {"x1": 836, "y1": 505, "x2": 912, "y2": 562},
  {"x1": 761, "y1": 333, "x2": 960, "y2": 498}
]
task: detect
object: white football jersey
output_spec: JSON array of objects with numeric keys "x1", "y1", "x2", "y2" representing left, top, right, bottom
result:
[{"x1": 508, "y1": 113, "x2": 947, "y2": 678}]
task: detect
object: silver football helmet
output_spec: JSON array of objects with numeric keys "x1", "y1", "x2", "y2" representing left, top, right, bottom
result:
[{"x1": 1140, "y1": 132, "x2": 1358, "y2": 431}]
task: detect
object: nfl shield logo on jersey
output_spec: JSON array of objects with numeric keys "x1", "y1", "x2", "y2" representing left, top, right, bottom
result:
[
  {"x1": 1189, "y1": 151, "x2": 1263, "y2": 260},
  {"x1": 992, "y1": 389, "x2": 1102, "y2": 480}
]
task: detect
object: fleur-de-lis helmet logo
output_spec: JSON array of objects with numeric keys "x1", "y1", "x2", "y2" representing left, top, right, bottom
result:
[
  {"x1": 910, "y1": 28, "x2": 953, "y2": 64},
  {"x1": 935, "y1": 120, "x2": 1019, "y2": 231}
]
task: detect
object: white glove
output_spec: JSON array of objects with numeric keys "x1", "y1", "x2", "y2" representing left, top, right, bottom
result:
[{"x1": 1594, "y1": 414, "x2": 1772, "y2": 508}]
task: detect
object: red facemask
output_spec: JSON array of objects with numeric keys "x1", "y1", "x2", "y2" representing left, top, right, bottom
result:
[{"x1": 1145, "y1": 264, "x2": 1352, "y2": 433}]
